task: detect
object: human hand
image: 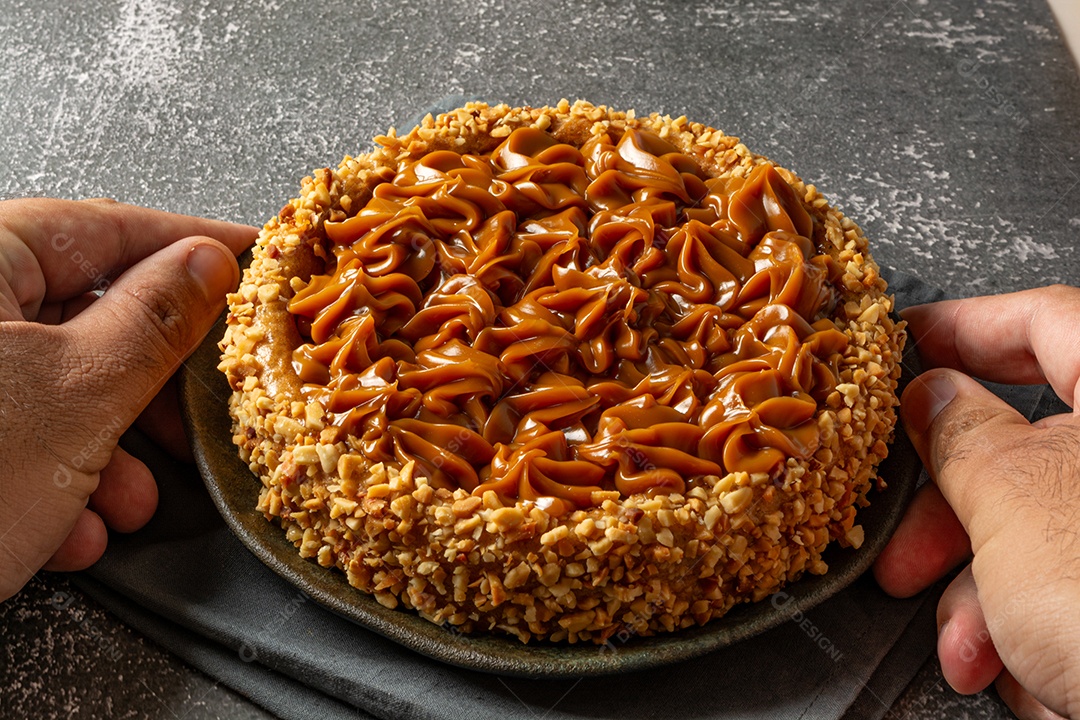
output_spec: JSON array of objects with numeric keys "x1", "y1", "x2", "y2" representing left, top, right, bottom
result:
[
  {"x1": 0, "y1": 198, "x2": 256, "y2": 601},
  {"x1": 874, "y1": 285, "x2": 1080, "y2": 719}
]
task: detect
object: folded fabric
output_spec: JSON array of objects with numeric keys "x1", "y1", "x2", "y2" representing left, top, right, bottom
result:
[{"x1": 75, "y1": 269, "x2": 1066, "y2": 720}]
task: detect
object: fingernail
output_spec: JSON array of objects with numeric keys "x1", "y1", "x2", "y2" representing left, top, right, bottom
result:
[
  {"x1": 186, "y1": 242, "x2": 235, "y2": 303},
  {"x1": 907, "y1": 371, "x2": 958, "y2": 435}
]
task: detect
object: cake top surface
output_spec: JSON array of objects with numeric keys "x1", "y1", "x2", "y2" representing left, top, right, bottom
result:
[{"x1": 284, "y1": 123, "x2": 849, "y2": 514}]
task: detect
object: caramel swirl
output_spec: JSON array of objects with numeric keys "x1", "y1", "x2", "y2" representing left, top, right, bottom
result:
[{"x1": 287, "y1": 126, "x2": 847, "y2": 512}]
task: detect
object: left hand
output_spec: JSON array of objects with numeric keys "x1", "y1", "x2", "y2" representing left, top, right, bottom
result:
[{"x1": 0, "y1": 198, "x2": 256, "y2": 600}]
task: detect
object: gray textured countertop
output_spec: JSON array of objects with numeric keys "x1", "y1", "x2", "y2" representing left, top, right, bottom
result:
[{"x1": 2, "y1": 0, "x2": 1078, "y2": 718}]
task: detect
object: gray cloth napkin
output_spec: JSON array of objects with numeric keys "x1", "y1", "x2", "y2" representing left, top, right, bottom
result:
[{"x1": 73, "y1": 268, "x2": 1068, "y2": 720}]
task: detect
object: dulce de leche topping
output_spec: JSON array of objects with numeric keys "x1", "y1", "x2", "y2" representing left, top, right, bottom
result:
[{"x1": 287, "y1": 126, "x2": 848, "y2": 514}]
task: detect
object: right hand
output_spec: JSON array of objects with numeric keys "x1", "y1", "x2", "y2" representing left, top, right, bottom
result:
[{"x1": 874, "y1": 285, "x2": 1080, "y2": 719}]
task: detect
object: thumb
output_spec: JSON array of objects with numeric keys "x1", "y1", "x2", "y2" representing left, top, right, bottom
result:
[
  {"x1": 58, "y1": 238, "x2": 238, "y2": 465},
  {"x1": 901, "y1": 368, "x2": 1037, "y2": 550}
]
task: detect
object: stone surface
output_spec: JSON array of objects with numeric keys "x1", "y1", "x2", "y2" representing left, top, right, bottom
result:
[
  {"x1": 2, "y1": 0, "x2": 1078, "y2": 717},
  {"x1": 0, "y1": 577, "x2": 273, "y2": 720},
  {"x1": 887, "y1": 658, "x2": 1013, "y2": 720}
]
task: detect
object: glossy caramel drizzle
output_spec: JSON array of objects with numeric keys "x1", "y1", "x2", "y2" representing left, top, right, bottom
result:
[{"x1": 287, "y1": 126, "x2": 848, "y2": 513}]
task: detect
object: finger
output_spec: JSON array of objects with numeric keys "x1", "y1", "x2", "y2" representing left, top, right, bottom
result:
[
  {"x1": 0, "y1": 198, "x2": 256, "y2": 317},
  {"x1": 902, "y1": 286, "x2": 1080, "y2": 407},
  {"x1": 873, "y1": 482, "x2": 971, "y2": 597},
  {"x1": 901, "y1": 368, "x2": 1036, "y2": 546},
  {"x1": 134, "y1": 376, "x2": 193, "y2": 462},
  {"x1": 937, "y1": 565, "x2": 1004, "y2": 694},
  {"x1": 41, "y1": 507, "x2": 108, "y2": 571},
  {"x1": 995, "y1": 670, "x2": 1069, "y2": 720},
  {"x1": 88, "y1": 446, "x2": 158, "y2": 533},
  {"x1": 58, "y1": 238, "x2": 238, "y2": 459},
  {"x1": 36, "y1": 291, "x2": 99, "y2": 325}
]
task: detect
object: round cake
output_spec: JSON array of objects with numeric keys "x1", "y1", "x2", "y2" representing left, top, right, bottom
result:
[{"x1": 219, "y1": 100, "x2": 904, "y2": 644}]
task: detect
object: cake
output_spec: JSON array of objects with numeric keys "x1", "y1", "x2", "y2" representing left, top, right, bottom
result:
[{"x1": 219, "y1": 100, "x2": 904, "y2": 644}]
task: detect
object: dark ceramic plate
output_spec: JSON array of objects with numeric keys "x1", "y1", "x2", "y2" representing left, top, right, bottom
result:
[{"x1": 180, "y1": 303, "x2": 920, "y2": 679}]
